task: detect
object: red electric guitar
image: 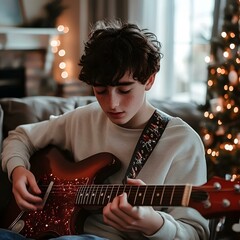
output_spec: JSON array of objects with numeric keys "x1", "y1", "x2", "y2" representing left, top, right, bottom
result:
[{"x1": 0, "y1": 146, "x2": 239, "y2": 239}]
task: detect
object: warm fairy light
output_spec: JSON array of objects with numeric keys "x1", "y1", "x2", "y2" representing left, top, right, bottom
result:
[
  {"x1": 229, "y1": 86, "x2": 234, "y2": 91},
  {"x1": 230, "y1": 32, "x2": 235, "y2": 38},
  {"x1": 207, "y1": 149, "x2": 212, "y2": 155},
  {"x1": 59, "y1": 62, "x2": 66, "y2": 69},
  {"x1": 230, "y1": 43, "x2": 235, "y2": 49},
  {"x1": 221, "y1": 31, "x2": 227, "y2": 38},
  {"x1": 224, "y1": 144, "x2": 234, "y2": 151},
  {"x1": 204, "y1": 134, "x2": 210, "y2": 140},
  {"x1": 227, "y1": 134, "x2": 232, "y2": 139},
  {"x1": 218, "y1": 120, "x2": 222, "y2": 125},
  {"x1": 224, "y1": 94, "x2": 228, "y2": 99},
  {"x1": 234, "y1": 138, "x2": 239, "y2": 144},
  {"x1": 61, "y1": 71, "x2": 68, "y2": 78},
  {"x1": 223, "y1": 51, "x2": 229, "y2": 58},
  {"x1": 234, "y1": 107, "x2": 239, "y2": 113},
  {"x1": 216, "y1": 105, "x2": 222, "y2": 112},
  {"x1": 57, "y1": 25, "x2": 65, "y2": 32},
  {"x1": 217, "y1": 67, "x2": 222, "y2": 73},
  {"x1": 208, "y1": 80, "x2": 213, "y2": 86},
  {"x1": 211, "y1": 150, "x2": 219, "y2": 157},
  {"x1": 50, "y1": 39, "x2": 60, "y2": 47},
  {"x1": 58, "y1": 49, "x2": 66, "y2": 57},
  {"x1": 224, "y1": 85, "x2": 228, "y2": 90},
  {"x1": 227, "y1": 103, "x2": 232, "y2": 109},
  {"x1": 209, "y1": 113, "x2": 214, "y2": 119},
  {"x1": 236, "y1": 58, "x2": 240, "y2": 64},
  {"x1": 217, "y1": 67, "x2": 226, "y2": 74},
  {"x1": 204, "y1": 111, "x2": 209, "y2": 117}
]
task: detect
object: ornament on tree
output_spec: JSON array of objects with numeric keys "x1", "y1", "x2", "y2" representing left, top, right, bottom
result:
[{"x1": 228, "y1": 66, "x2": 238, "y2": 85}]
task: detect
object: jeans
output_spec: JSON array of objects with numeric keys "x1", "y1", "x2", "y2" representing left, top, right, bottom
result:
[{"x1": 0, "y1": 229, "x2": 109, "y2": 240}]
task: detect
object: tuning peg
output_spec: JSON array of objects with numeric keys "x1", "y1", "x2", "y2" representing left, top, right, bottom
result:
[
  {"x1": 222, "y1": 199, "x2": 231, "y2": 208},
  {"x1": 213, "y1": 182, "x2": 221, "y2": 190}
]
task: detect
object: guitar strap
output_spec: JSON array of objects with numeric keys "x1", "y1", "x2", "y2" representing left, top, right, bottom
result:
[{"x1": 123, "y1": 109, "x2": 170, "y2": 183}]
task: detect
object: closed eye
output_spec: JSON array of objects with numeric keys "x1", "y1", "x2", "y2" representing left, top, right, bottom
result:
[{"x1": 118, "y1": 89, "x2": 131, "y2": 94}]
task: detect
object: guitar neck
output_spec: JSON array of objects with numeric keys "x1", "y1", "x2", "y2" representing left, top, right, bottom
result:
[{"x1": 75, "y1": 184, "x2": 205, "y2": 207}]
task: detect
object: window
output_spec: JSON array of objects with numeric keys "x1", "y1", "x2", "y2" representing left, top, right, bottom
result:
[
  {"x1": 173, "y1": 0, "x2": 215, "y2": 103},
  {"x1": 135, "y1": 0, "x2": 215, "y2": 103}
]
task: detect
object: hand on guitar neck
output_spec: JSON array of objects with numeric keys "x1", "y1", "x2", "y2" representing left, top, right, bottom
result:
[{"x1": 102, "y1": 177, "x2": 164, "y2": 236}]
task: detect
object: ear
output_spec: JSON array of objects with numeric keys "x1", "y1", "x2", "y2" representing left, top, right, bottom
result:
[{"x1": 145, "y1": 73, "x2": 156, "y2": 91}]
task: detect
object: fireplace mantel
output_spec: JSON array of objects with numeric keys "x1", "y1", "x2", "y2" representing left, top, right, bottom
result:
[
  {"x1": 0, "y1": 27, "x2": 64, "y2": 96},
  {"x1": 0, "y1": 27, "x2": 61, "y2": 50}
]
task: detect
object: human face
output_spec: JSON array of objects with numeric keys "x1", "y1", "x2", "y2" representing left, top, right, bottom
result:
[{"x1": 93, "y1": 73, "x2": 154, "y2": 129}]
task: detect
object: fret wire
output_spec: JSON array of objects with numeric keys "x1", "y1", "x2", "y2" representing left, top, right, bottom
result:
[
  {"x1": 97, "y1": 185, "x2": 103, "y2": 205},
  {"x1": 108, "y1": 185, "x2": 114, "y2": 203},
  {"x1": 102, "y1": 185, "x2": 109, "y2": 205},
  {"x1": 142, "y1": 185, "x2": 147, "y2": 205},
  {"x1": 133, "y1": 186, "x2": 140, "y2": 205},
  {"x1": 169, "y1": 186, "x2": 175, "y2": 205},
  {"x1": 116, "y1": 185, "x2": 121, "y2": 199},
  {"x1": 160, "y1": 186, "x2": 165, "y2": 205},
  {"x1": 79, "y1": 185, "x2": 86, "y2": 205},
  {"x1": 82, "y1": 185, "x2": 88, "y2": 205},
  {"x1": 89, "y1": 184, "x2": 97, "y2": 205}
]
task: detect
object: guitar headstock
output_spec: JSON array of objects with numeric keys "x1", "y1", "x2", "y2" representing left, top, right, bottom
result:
[{"x1": 189, "y1": 176, "x2": 240, "y2": 219}]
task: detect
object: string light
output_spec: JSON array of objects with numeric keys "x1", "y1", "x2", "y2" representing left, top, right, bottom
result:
[{"x1": 50, "y1": 25, "x2": 70, "y2": 82}]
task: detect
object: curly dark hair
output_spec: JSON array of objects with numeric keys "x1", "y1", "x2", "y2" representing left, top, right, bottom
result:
[{"x1": 79, "y1": 20, "x2": 163, "y2": 86}]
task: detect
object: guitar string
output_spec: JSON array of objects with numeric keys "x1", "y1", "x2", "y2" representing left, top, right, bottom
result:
[{"x1": 32, "y1": 184, "x2": 231, "y2": 202}]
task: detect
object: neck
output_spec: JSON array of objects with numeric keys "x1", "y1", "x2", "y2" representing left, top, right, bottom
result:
[{"x1": 123, "y1": 101, "x2": 156, "y2": 129}]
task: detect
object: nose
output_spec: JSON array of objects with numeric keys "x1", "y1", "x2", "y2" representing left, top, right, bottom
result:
[{"x1": 108, "y1": 91, "x2": 119, "y2": 110}]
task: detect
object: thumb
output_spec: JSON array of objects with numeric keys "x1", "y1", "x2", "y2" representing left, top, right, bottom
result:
[{"x1": 27, "y1": 173, "x2": 42, "y2": 195}]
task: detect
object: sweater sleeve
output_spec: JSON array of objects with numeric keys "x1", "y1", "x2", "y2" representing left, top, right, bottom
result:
[{"x1": 1, "y1": 111, "x2": 74, "y2": 179}]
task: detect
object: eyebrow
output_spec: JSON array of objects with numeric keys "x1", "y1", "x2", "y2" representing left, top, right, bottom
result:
[{"x1": 94, "y1": 82, "x2": 135, "y2": 87}]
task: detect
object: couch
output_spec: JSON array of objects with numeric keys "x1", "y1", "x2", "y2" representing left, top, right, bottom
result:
[
  {"x1": 0, "y1": 95, "x2": 210, "y2": 235},
  {"x1": 0, "y1": 95, "x2": 204, "y2": 210}
]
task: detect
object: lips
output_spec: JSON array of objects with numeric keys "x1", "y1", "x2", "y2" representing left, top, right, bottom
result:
[{"x1": 107, "y1": 111, "x2": 125, "y2": 119}]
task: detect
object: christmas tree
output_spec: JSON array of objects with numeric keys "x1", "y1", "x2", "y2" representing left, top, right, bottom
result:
[{"x1": 200, "y1": 0, "x2": 240, "y2": 179}]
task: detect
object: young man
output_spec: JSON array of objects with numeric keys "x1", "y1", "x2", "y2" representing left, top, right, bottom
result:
[{"x1": 1, "y1": 20, "x2": 209, "y2": 240}]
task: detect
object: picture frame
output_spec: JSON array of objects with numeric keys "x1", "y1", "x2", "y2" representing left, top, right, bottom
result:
[{"x1": 0, "y1": 0, "x2": 24, "y2": 27}]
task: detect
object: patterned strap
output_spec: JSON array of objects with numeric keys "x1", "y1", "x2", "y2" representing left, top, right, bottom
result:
[{"x1": 123, "y1": 110, "x2": 170, "y2": 183}]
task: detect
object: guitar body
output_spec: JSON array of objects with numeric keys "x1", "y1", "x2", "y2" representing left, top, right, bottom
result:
[{"x1": 0, "y1": 146, "x2": 121, "y2": 239}]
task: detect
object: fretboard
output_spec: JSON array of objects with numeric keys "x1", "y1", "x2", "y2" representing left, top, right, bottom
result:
[{"x1": 75, "y1": 184, "x2": 193, "y2": 207}]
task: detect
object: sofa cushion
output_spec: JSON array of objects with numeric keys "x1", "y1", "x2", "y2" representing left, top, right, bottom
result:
[{"x1": 0, "y1": 96, "x2": 96, "y2": 138}]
